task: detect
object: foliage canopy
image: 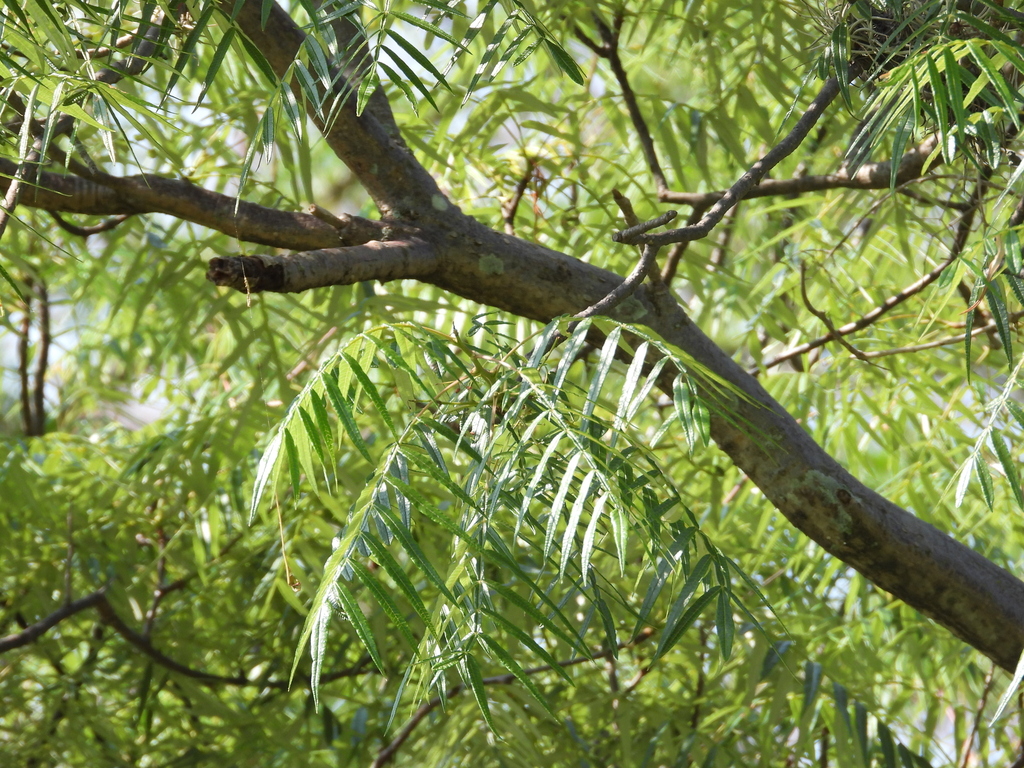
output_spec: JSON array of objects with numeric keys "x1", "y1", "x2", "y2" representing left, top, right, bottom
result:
[{"x1": 3, "y1": 1, "x2": 1024, "y2": 766}]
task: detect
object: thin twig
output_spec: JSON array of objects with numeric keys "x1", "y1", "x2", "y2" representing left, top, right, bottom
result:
[
  {"x1": 0, "y1": 590, "x2": 108, "y2": 654},
  {"x1": 502, "y1": 158, "x2": 535, "y2": 236},
  {"x1": 761, "y1": 178, "x2": 986, "y2": 371},
  {"x1": 612, "y1": 188, "x2": 664, "y2": 280},
  {"x1": 613, "y1": 209, "x2": 678, "y2": 242},
  {"x1": 958, "y1": 666, "x2": 996, "y2": 768},
  {"x1": 858, "y1": 311, "x2": 1024, "y2": 359},
  {"x1": 659, "y1": 135, "x2": 940, "y2": 208},
  {"x1": 63, "y1": 508, "x2": 74, "y2": 608},
  {"x1": 18, "y1": 284, "x2": 32, "y2": 435},
  {"x1": 575, "y1": 243, "x2": 661, "y2": 321},
  {"x1": 372, "y1": 628, "x2": 655, "y2": 768},
  {"x1": 708, "y1": 203, "x2": 740, "y2": 271},
  {"x1": 661, "y1": 205, "x2": 709, "y2": 283},
  {"x1": 799, "y1": 262, "x2": 873, "y2": 363},
  {"x1": 0, "y1": 588, "x2": 371, "y2": 689},
  {"x1": 619, "y1": 73, "x2": 855, "y2": 248},
  {"x1": 0, "y1": 139, "x2": 42, "y2": 242},
  {"x1": 578, "y1": 12, "x2": 668, "y2": 191},
  {"x1": 49, "y1": 211, "x2": 132, "y2": 237},
  {"x1": 31, "y1": 277, "x2": 49, "y2": 436}
]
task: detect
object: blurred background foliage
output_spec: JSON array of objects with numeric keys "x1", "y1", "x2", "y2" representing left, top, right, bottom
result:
[{"x1": 1, "y1": 0, "x2": 1024, "y2": 766}]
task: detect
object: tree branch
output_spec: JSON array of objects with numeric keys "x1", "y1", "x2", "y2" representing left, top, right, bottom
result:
[
  {"x1": 224, "y1": 0, "x2": 449, "y2": 219},
  {"x1": 0, "y1": 590, "x2": 107, "y2": 654},
  {"x1": 859, "y1": 311, "x2": 1023, "y2": 359},
  {"x1": 207, "y1": 240, "x2": 438, "y2": 293},
  {"x1": 0, "y1": 159, "x2": 384, "y2": 250},
  {"x1": 577, "y1": 12, "x2": 669, "y2": 191},
  {"x1": 761, "y1": 176, "x2": 985, "y2": 371},
  {"x1": 617, "y1": 73, "x2": 855, "y2": 248},
  {"x1": 659, "y1": 136, "x2": 940, "y2": 208},
  {"x1": 502, "y1": 159, "x2": 535, "y2": 236},
  {"x1": 372, "y1": 628, "x2": 655, "y2": 768},
  {"x1": 0, "y1": 589, "x2": 371, "y2": 690},
  {"x1": 186, "y1": 2, "x2": 1024, "y2": 672},
  {"x1": 31, "y1": 277, "x2": 49, "y2": 436}
]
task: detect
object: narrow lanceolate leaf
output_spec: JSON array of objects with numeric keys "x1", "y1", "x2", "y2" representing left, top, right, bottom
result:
[
  {"x1": 544, "y1": 450, "x2": 583, "y2": 559},
  {"x1": 350, "y1": 560, "x2": 418, "y2": 651},
  {"x1": 298, "y1": 406, "x2": 327, "y2": 477},
  {"x1": 481, "y1": 608, "x2": 573, "y2": 684},
  {"x1": 322, "y1": 369, "x2": 373, "y2": 462},
  {"x1": 615, "y1": 341, "x2": 648, "y2": 430},
  {"x1": 655, "y1": 554, "x2": 713, "y2": 659},
  {"x1": 559, "y1": 470, "x2": 598, "y2": 579},
  {"x1": 195, "y1": 28, "x2": 237, "y2": 108},
  {"x1": 464, "y1": 14, "x2": 518, "y2": 99},
  {"x1": 654, "y1": 586, "x2": 720, "y2": 661},
  {"x1": 551, "y1": 318, "x2": 592, "y2": 391},
  {"x1": 305, "y1": 601, "x2": 332, "y2": 709},
  {"x1": 954, "y1": 455, "x2": 974, "y2": 508},
  {"x1": 543, "y1": 39, "x2": 585, "y2": 84},
  {"x1": 372, "y1": 504, "x2": 458, "y2": 603},
  {"x1": 479, "y1": 634, "x2": 556, "y2": 719},
  {"x1": 362, "y1": 533, "x2": 436, "y2": 637},
  {"x1": 991, "y1": 646, "x2": 1024, "y2": 724},
  {"x1": 803, "y1": 660, "x2": 823, "y2": 716},
  {"x1": 991, "y1": 432, "x2": 1024, "y2": 512},
  {"x1": 343, "y1": 352, "x2": 398, "y2": 437},
  {"x1": 251, "y1": 430, "x2": 283, "y2": 521},
  {"x1": 715, "y1": 588, "x2": 734, "y2": 661},
  {"x1": 583, "y1": 326, "x2": 622, "y2": 419},
  {"x1": 580, "y1": 493, "x2": 607, "y2": 581},
  {"x1": 673, "y1": 375, "x2": 698, "y2": 451},
  {"x1": 333, "y1": 579, "x2": 385, "y2": 675},
  {"x1": 0, "y1": 261, "x2": 26, "y2": 302},
  {"x1": 489, "y1": 583, "x2": 588, "y2": 656},
  {"x1": 975, "y1": 454, "x2": 995, "y2": 512},
  {"x1": 986, "y1": 277, "x2": 1014, "y2": 366},
  {"x1": 309, "y1": 391, "x2": 336, "y2": 466},
  {"x1": 385, "y1": 32, "x2": 453, "y2": 91},
  {"x1": 462, "y1": 654, "x2": 495, "y2": 730}
]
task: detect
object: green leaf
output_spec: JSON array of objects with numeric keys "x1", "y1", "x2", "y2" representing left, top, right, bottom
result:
[
  {"x1": 543, "y1": 39, "x2": 584, "y2": 85},
  {"x1": 654, "y1": 586, "x2": 720, "y2": 661},
  {"x1": 462, "y1": 653, "x2": 494, "y2": 730},
  {"x1": 195, "y1": 27, "x2": 238, "y2": 108},
  {"x1": 334, "y1": 579, "x2": 386, "y2": 675},
  {"x1": 991, "y1": 432, "x2": 1024, "y2": 513},
  {"x1": 251, "y1": 430, "x2": 283, "y2": 520},
  {"x1": 322, "y1": 367, "x2": 374, "y2": 463},
  {"x1": 350, "y1": 559, "x2": 419, "y2": 651},
  {"x1": 362, "y1": 532, "x2": 436, "y2": 637},
  {"x1": 654, "y1": 554, "x2": 713, "y2": 659},
  {"x1": 343, "y1": 352, "x2": 398, "y2": 437},
  {"x1": 479, "y1": 634, "x2": 556, "y2": 719}
]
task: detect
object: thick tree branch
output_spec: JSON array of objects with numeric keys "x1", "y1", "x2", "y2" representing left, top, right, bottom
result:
[
  {"x1": 210, "y1": 205, "x2": 1024, "y2": 670},
  {"x1": 207, "y1": 240, "x2": 438, "y2": 293},
  {"x1": 224, "y1": 0, "x2": 449, "y2": 219},
  {"x1": 0, "y1": 159, "x2": 386, "y2": 249}
]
